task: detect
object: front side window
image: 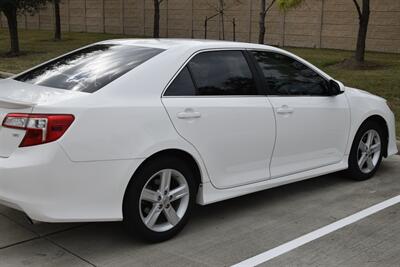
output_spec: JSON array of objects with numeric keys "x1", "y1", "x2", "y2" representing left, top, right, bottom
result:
[
  {"x1": 165, "y1": 50, "x2": 257, "y2": 96},
  {"x1": 15, "y1": 44, "x2": 164, "y2": 93},
  {"x1": 252, "y1": 51, "x2": 329, "y2": 96}
]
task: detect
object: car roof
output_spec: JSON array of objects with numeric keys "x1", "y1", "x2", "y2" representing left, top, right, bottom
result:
[{"x1": 97, "y1": 38, "x2": 281, "y2": 52}]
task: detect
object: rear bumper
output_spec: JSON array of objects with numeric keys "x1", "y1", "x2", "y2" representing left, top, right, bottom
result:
[{"x1": 0, "y1": 143, "x2": 143, "y2": 222}]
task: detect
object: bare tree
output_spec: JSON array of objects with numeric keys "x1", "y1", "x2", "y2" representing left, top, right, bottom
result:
[
  {"x1": 207, "y1": 0, "x2": 242, "y2": 40},
  {"x1": 258, "y1": 0, "x2": 276, "y2": 44},
  {"x1": 352, "y1": 0, "x2": 370, "y2": 63},
  {"x1": 218, "y1": 0, "x2": 225, "y2": 40},
  {"x1": 153, "y1": 0, "x2": 164, "y2": 38},
  {"x1": 258, "y1": 0, "x2": 304, "y2": 44}
]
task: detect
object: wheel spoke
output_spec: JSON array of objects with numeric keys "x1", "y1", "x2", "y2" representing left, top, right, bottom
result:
[
  {"x1": 370, "y1": 143, "x2": 381, "y2": 154},
  {"x1": 159, "y1": 170, "x2": 171, "y2": 192},
  {"x1": 358, "y1": 153, "x2": 368, "y2": 168},
  {"x1": 141, "y1": 189, "x2": 159, "y2": 203},
  {"x1": 169, "y1": 185, "x2": 189, "y2": 202},
  {"x1": 163, "y1": 206, "x2": 180, "y2": 226},
  {"x1": 144, "y1": 205, "x2": 162, "y2": 228},
  {"x1": 366, "y1": 131, "x2": 374, "y2": 148},
  {"x1": 366, "y1": 156, "x2": 375, "y2": 171}
]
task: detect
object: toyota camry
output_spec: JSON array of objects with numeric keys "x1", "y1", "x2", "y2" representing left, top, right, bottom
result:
[{"x1": 0, "y1": 39, "x2": 397, "y2": 242}]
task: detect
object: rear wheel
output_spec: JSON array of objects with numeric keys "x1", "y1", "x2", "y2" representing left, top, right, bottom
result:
[
  {"x1": 347, "y1": 121, "x2": 383, "y2": 181},
  {"x1": 123, "y1": 156, "x2": 196, "y2": 242}
]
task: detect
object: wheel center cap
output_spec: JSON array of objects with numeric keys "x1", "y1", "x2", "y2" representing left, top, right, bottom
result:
[{"x1": 159, "y1": 194, "x2": 169, "y2": 208}]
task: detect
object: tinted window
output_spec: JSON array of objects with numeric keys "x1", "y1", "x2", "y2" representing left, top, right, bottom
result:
[
  {"x1": 185, "y1": 51, "x2": 257, "y2": 96},
  {"x1": 164, "y1": 67, "x2": 196, "y2": 96},
  {"x1": 252, "y1": 51, "x2": 329, "y2": 96},
  {"x1": 15, "y1": 44, "x2": 164, "y2": 93}
]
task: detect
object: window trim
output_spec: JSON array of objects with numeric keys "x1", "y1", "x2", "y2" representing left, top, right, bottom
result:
[
  {"x1": 247, "y1": 49, "x2": 333, "y2": 97},
  {"x1": 161, "y1": 48, "x2": 266, "y2": 98}
]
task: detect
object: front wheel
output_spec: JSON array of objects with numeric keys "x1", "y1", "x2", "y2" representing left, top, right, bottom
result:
[
  {"x1": 123, "y1": 157, "x2": 197, "y2": 242},
  {"x1": 347, "y1": 121, "x2": 384, "y2": 181}
]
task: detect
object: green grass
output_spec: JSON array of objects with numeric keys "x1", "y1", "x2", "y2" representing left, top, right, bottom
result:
[{"x1": 0, "y1": 29, "x2": 399, "y2": 136}]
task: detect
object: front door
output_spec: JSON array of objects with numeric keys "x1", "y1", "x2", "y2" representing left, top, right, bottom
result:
[{"x1": 251, "y1": 50, "x2": 350, "y2": 178}]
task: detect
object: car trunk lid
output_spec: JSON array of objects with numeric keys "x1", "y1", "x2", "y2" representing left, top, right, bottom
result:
[{"x1": 0, "y1": 79, "x2": 86, "y2": 158}]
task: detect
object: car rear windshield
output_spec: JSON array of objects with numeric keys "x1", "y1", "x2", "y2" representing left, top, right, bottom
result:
[{"x1": 14, "y1": 44, "x2": 164, "y2": 93}]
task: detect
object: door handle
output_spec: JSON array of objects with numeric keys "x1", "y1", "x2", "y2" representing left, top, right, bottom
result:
[
  {"x1": 276, "y1": 105, "x2": 294, "y2": 115},
  {"x1": 177, "y1": 109, "x2": 201, "y2": 119}
]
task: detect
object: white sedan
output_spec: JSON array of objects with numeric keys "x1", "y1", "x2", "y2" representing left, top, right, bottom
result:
[{"x1": 0, "y1": 39, "x2": 397, "y2": 242}]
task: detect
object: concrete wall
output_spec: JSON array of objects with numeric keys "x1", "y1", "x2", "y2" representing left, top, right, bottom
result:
[{"x1": 1, "y1": 0, "x2": 399, "y2": 53}]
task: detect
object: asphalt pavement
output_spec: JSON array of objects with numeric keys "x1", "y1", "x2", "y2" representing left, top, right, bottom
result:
[{"x1": 0, "y1": 155, "x2": 399, "y2": 267}]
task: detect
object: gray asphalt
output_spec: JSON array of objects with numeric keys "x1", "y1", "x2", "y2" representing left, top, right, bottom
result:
[{"x1": 0, "y1": 155, "x2": 399, "y2": 267}]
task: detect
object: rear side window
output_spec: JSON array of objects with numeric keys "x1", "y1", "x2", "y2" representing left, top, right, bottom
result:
[
  {"x1": 252, "y1": 51, "x2": 329, "y2": 96},
  {"x1": 15, "y1": 44, "x2": 164, "y2": 93},
  {"x1": 165, "y1": 50, "x2": 257, "y2": 96},
  {"x1": 164, "y1": 67, "x2": 196, "y2": 96}
]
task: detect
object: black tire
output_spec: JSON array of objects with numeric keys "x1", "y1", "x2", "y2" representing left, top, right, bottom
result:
[
  {"x1": 123, "y1": 156, "x2": 197, "y2": 242},
  {"x1": 347, "y1": 120, "x2": 384, "y2": 181}
]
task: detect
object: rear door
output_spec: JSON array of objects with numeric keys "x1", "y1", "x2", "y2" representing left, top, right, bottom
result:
[{"x1": 162, "y1": 50, "x2": 276, "y2": 189}]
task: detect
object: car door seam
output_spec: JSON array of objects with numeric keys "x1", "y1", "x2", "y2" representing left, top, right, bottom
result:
[{"x1": 160, "y1": 98, "x2": 213, "y2": 186}]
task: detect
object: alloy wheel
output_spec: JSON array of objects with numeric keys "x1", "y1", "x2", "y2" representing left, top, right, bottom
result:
[
  {"x1": 139, "y1": 169, "x2": 190, "y2": 232},
  {"x1": 357, "y1": 129, "x2": 381, "y2": 174}
]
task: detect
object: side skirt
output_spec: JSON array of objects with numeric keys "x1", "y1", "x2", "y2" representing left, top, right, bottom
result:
[{"x1": 196, "y1": 156, "x2": 349, "y2": 205}]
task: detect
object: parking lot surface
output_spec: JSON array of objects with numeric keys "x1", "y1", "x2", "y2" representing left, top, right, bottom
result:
[{"x1": 1, "y1": 155, "x2": 399, "y2": 267}]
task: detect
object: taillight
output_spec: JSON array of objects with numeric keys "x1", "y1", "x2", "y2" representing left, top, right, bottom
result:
[{"x1": 2, "y1": 114, "x2": 74, "y2": 147}]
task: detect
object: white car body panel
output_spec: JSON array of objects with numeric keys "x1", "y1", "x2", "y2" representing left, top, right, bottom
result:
[
  {"x1": 344, "y1": 87, "x2": 398, "y2": 157},
  {"x1": 163, "y1": 97, "x2": 276, "y2": 189},
  {"x1": 0, "y1": 141, "x2": 143, "y2": 222},
  {"x1": 0, "y1": 39, "x2": 397, "y2": 222},
  {"x1": 197, "y1": 156, "x2": 349, "y2": 205},
  {"x1": 268, "y1": 94, "x2": 351, "y2": 178}
]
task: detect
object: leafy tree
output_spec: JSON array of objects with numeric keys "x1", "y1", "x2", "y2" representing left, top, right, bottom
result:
[
  {"x1": 153, "y1": 0, "x2": 164, "y2": 38},
  {"x1": 352, "y1": 0, "x2": 370, "y2": 63},
  {"x1": 0, "y1": 0, "x2": 47, "y2": 55},
  {"x1": 276, "y1": 0, "x2": 303, "y2": 10},
  {"x1": 258, "y1": 0, "x2": 304, "y2": 44}
]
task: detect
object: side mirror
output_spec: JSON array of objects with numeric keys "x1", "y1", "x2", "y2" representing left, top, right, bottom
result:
[{"x1": 328, "y1": 80, "x2": 345, "y2": 96}]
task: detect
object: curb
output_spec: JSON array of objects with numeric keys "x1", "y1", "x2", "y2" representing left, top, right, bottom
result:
[{"x1": 0, "y1": 71, "x2": 13, "y2": 78}]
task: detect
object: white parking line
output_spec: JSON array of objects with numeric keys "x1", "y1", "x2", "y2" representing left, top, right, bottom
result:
[{"x1": 232, "y1": 194, "x2": 400, "y2": 267}]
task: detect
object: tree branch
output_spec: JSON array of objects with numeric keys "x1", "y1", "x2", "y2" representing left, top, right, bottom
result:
[
  {"x1": 352, "y1": 0, "x2": 362, "y2": 18},
  {"x1": 265, "y1": 0, "x2": 276, "y2": 13}
]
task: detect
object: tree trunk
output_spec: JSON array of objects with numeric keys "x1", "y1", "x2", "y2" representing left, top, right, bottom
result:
[
  {"x1": 355, "y1": 0, "x2": 370, "y2": 62},
  {"x1": 153, "y1": 0, "x2": 160, "y2": 38},
  {"x1": 53, "y1": 0, "x2": 61, "y2": 40},
  {"x1": 258, "y1": 0, "x2": 266, "y2": 44},
  {"x1": 3, "y1": 5, "x2": 19, "y2": 55},
  {"x1": 219, "y1": 0, "x2": 225, "y2": 40}
]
